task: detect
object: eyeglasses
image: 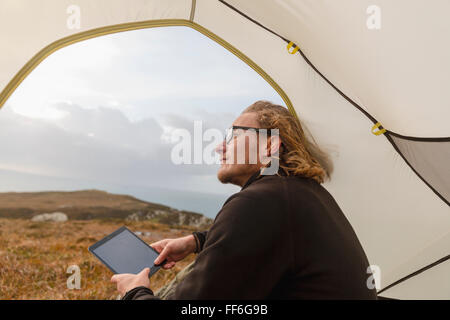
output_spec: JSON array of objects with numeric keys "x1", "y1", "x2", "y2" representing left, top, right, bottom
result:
[{"x1": 224, "y1": 125, "x2": 273, "y2": 144}]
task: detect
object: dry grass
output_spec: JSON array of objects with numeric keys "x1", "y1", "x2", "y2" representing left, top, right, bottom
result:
[{"x1": 0, "y1": 218, "x2": 197, "y2": 300}]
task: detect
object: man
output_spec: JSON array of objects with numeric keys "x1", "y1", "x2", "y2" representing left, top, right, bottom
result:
[{"x1": 111, "y1": 100, "x2": 377, "y2": 299}]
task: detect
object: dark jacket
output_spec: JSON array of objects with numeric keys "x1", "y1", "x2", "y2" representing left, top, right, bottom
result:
[{"x1": 123, "y1": 171, "x2": 377, "y2": 300}]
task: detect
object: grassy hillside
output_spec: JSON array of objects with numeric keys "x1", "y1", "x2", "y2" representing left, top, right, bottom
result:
[
  {"x1": 0, "y1": 218, "x2": 199, "y2": 299},
  {"x1": 0, "y1": 190, "x2": 212, "y2": 227},
  {"x1": 0, "y1": 190, "x2": 213, "y2": 299}
]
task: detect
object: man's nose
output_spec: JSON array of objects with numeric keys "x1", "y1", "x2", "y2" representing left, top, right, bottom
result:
[{"x1": 215, "y1": 139, "x2": 226, "y2": 155}]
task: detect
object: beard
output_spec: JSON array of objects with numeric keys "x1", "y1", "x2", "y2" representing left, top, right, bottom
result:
[
  {"x1": 217, "y1": 163, "x2": 259, "y2": 186},
  {"x1": 217, "y1": 165, "x2": 233, "y2": 184}
]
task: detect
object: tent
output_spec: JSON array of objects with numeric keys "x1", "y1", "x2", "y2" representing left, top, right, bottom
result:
[{"x1": 0, "y1": 0, "x2": 448, "y2": 299}]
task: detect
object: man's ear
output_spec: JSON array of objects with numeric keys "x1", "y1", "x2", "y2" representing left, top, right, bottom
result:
[
  {"x1": 267, "y1": 134, "x2": 282, "y2": 158},
  {"x1": 260, "y1": 132, "x2": 282, "y2": 176}
]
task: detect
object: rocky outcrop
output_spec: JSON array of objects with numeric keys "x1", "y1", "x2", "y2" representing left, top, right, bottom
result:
[
  {"x1": 126, "y1": 209, "x2": 212, "y2": 228},
  {"x1": 31, "y1": 212, "x2": 68, "y2": 222},
  {"x1": 0, "y1": 190, "x2": 212, "y2": 228}
]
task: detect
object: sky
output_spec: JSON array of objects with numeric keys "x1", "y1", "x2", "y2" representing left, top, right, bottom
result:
[{"x1": 0, "y1": 26, "x2": 285, "y2": 218}]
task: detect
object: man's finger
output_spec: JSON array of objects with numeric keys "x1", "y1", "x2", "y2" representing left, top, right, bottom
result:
[
  {"x1": 139, "y1": 267, "x2": 150, "y2": 277},
  {"x1": 150, "y1": 239, "x2": 169, "y2": 250},
  {"x1": 150, "y1": 243, "x2": 162, "y2": 252},
  {"x1": 154, "y1": 247, "x2": 168, "y2": 265},
  {"x1": 163, "y1": 261, "x2": 176, "y2": 269},
  {"x1": 111, "y1": 274, "x2": 123, "y2": 283}
]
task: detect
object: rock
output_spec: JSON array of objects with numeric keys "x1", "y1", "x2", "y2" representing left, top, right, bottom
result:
[
  {"x1": 125, "y1": 208, "x2": 213, "y2": 228},
  {"x1": 134, "y1": 231, "x2": 151, "y2": 237},
  {"x1": 31, "y1": 212, "x2": 68, "y2": 222}
]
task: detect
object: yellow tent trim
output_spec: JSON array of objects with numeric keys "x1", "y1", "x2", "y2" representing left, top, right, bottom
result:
[{"x1": 0, "y1": 19, "x2": 296, "y2": 120}]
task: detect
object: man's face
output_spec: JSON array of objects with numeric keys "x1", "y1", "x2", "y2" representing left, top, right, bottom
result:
[{"x1": 215, "y1": 112, "x2": 264, "y2": 187}]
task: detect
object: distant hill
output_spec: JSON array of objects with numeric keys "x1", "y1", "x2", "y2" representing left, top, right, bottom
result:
[
  {"x1": 0, "y1": 189, "x2": 213, "y2": 228},
  {"x1": 0, "y1": 168, "x2": 235, "y2": 218}
]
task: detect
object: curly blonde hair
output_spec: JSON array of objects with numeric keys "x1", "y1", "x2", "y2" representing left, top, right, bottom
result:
[{"x1": 243, "y1": 100, "x2": 333, "y2": 184}]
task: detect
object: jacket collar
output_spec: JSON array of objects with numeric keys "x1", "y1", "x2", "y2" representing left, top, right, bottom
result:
[
  {"x1": 241, "y1": 169, "x2": 263, "y2": 190},
  {"x1": 241, "y1": 163, "x2": 287, "y2": 190}
]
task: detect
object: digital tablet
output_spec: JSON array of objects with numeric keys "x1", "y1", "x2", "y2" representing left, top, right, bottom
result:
[{"x1": 89, "y1": 226, "x2": 163, "y2": 277}]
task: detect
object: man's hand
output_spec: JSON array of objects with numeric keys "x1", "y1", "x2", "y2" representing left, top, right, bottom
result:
[
  {"x1": 111, "y1": 268, "x2": 150, "y2": 296},
  {"x1": 151, "y1": 235, "x2": 197, "y2": 269}
]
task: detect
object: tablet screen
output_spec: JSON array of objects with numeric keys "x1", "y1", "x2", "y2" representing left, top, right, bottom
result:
[{"x1": 89, "y1": 226, "x2": 161, "y2": 277}]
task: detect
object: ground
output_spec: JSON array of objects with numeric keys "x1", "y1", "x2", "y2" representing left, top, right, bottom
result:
[{"x1": 0, "y1": 218, "x2": 198, "y2": 299}]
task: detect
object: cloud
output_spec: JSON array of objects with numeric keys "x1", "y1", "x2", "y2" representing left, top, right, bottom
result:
[
  {"x1": 1, "y1": 26, "x2": 282, "y2": 198},
  {"x1": 7, "y1": 26, "x2": 284, "y2": 122},
  {"x1": 0, "y1": 104, "x2": 239, "y2": 195}
]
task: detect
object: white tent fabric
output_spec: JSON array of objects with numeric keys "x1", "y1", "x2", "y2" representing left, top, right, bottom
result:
[
  {"x1": 221, "y1": 0, "x2": 450, "y2": 138},
  {"x1": 0, "y1": 0, "x2": 449, "y2": 299}
]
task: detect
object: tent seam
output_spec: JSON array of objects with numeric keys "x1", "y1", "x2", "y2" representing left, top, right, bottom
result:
[
  {"x1": 190, "y1": 0, "x2": 196, "y2": 21},
  {"x1": 218, "y1": 0, "x2": 289, "y2": 42},
  {"x1": 387, "y1": 130, "x2": 450, "y2": 142},
  {"x1": 378, "y1": 254, "x2": 450, "y2": 295}
]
